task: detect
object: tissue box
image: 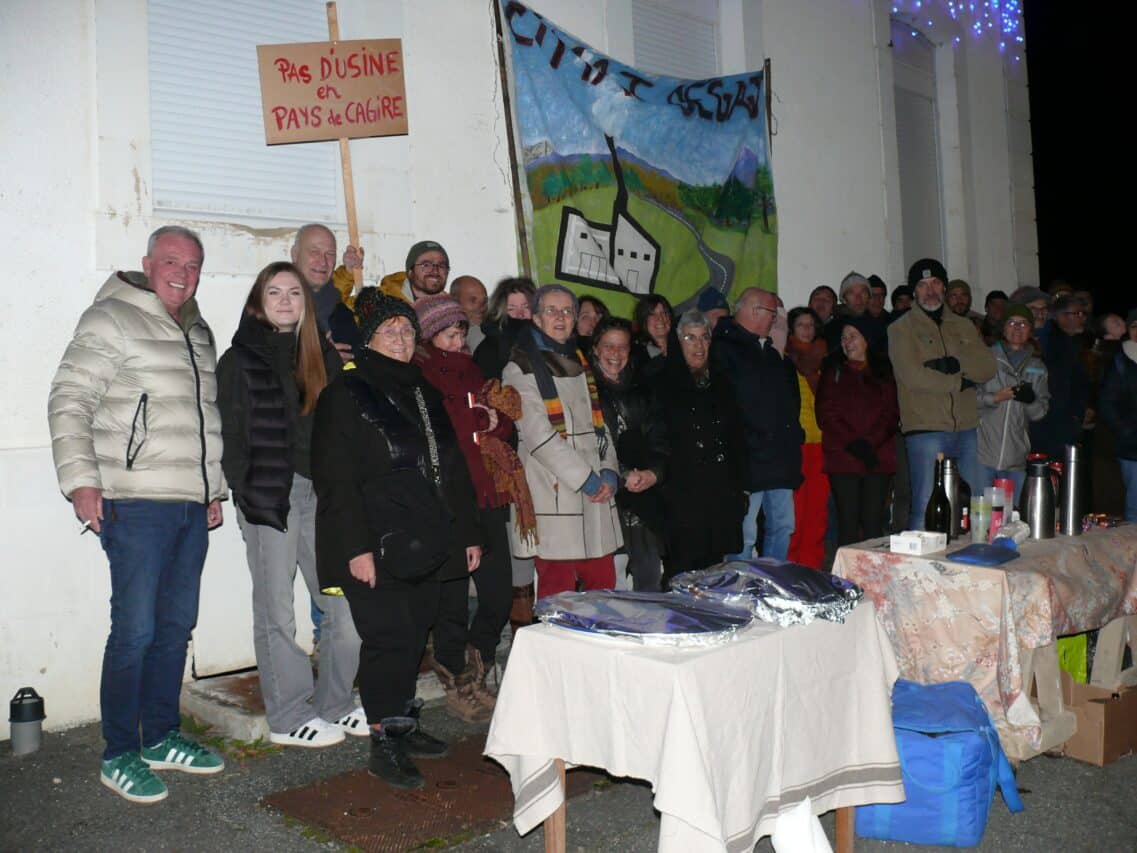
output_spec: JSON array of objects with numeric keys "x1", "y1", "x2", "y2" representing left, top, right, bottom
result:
[{"x1": 890, "y1": 531, "x2": 948, "y2": 555}]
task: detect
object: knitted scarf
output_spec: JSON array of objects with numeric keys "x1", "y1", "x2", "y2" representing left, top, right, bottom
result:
[
  {"x1": 519, "y1": 325, "x2": 609, "y2": 459},
  {"x1": 474, "y1": 379, "x2": 538, "y2": 546}
]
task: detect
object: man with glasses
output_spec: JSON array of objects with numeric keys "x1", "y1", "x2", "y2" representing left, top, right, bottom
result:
[
  {"x1": 1030, "y1": 293, "x2": 1091, "y2": 460},
  {"x1": 503, "y1": 285, "x2": 622, "y2": 596},
  {"x1": 888, "y1": 259, "x2": 996, "y2": 529},
  {"x1": 388, "y1": 241, "x2": 452, "y2": 303},
  {"x1": 711, "y1": 287, "x2": 804, "y2": 561}
]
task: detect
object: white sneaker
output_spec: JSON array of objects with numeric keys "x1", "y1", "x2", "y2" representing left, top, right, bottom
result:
[
  {"x1": 334, "y1": 707, "x2": 369, "y2": 737},
  {"x1": 269, "y1": 717, "x2": 345, "y2": 748}
]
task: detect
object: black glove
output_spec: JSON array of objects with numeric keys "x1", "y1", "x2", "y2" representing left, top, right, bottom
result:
[
  {"x1": 1012, "y1": 383, "x2": 1036, "y2": 404},
  {"x1": 845, "y1": 438, "x2": 880, "y2": 471},
  {"x1": 924, "y1": 356, "x2": 961, "y2": 375}
]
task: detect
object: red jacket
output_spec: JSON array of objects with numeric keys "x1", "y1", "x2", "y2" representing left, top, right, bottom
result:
[
  {"x1": 815, "y1": 360, "x2": 899, "y2": 475},
  {"x1": 415, "y1": 344, "x2": 513, "y2": 508}
]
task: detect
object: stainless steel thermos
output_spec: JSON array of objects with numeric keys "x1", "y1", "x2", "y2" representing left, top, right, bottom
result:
[
  {"x1": 1021, "y1": 459, "x2": 1055, "y2": 539},
  {"x1": 942, "y1": 457, "x2": 961, "y2": 539},
  {"x1": 1058, "y1": 444, "x2": 1085, "y2": 536}
]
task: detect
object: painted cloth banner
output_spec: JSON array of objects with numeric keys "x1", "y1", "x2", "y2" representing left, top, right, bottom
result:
[{"x1": 503, "y1": 1, "x2": 777, "y2": 318}]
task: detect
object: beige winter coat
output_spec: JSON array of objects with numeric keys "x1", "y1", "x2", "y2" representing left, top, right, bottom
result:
[
  {"x1": 503, "y1": 347, "x2": 623, "y2": 560},
  {"x1": 48, "y1": 272, "x2": 226, "y2": 503},
  {"x1": 888, "y1": 305, "x2": 997, "y2": 433}
]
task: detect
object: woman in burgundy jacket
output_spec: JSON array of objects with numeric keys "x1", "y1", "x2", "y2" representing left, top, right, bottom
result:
[
  {"x1": 815, "y1": 315, "x2": 900, "y2": 546},
  {"x1": 414, "y1": 294, "x2": 516, "y2": 721}
]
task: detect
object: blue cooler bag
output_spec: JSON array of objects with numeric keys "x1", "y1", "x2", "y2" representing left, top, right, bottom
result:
[{"x1": 856, "y1": 680, "x2": 1024, "y2": 847}]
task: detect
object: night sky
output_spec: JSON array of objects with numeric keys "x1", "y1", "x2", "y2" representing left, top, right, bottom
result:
[{"x1": 1023, "y1": 1, "x2": 1124, "y2": 315}]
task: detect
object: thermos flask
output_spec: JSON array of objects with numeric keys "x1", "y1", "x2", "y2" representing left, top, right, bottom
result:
[
  {"x1": 1058, "y1": 444, "x2": 1085, "y2": 536},
  {"x1": 9, "y1": 687, "x2": 45, "y2": 755},
  {"x1": 1021, "y1": 459, "x2": 1055, "y2": 539},
  {"x1": 942, "y1": 457, "x2": 961, "y2": 539}
]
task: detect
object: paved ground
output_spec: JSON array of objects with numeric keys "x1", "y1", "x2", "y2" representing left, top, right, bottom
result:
[{"x1": 3, "y1": 702, "x2": 1135, "y2": 852}]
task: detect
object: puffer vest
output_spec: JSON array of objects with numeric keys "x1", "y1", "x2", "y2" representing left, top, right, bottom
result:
[{"x1": 233, "y1": 340, "x2": 296, "y2": 531}]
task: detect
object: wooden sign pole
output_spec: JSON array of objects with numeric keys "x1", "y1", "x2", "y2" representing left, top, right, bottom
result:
[{"x1": 327, "y1": 2, "x2": 363, "y2": 288}]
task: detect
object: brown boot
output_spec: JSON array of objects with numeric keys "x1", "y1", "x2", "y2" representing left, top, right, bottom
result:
[
  {"x1": 510, "y1": 583, "x2": 535, "y2": 638},
  {"x1": 432, "y1": 661, "x2": 492, "y2": 723},
  {"x1": 465, "y1": 645, "x2": 497, "y2": 712}
]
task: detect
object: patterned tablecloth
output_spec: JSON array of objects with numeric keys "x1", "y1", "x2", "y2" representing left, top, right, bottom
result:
[
  {"x1": 485, "y1": 602, "x2": 904, "y2": 853},
  {"x1": 834, "y1": 526, "x2": 1137, "y2": 755}
]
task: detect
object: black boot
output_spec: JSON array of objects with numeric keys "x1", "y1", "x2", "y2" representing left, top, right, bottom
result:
[
  {"x1": 403, "y1": 698, "x2": 450, "y2": 759},
  {"x1": 368, "y1": 717, "x2": 424, "y2": 789}
]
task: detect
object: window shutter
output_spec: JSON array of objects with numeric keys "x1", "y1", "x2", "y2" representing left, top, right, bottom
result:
[
  {"x1": 148, "y1": 0, "x2": 340, "y2": 223},
  {"x1": 631, "y1": 0, "x2": 720, "y2": 80}
]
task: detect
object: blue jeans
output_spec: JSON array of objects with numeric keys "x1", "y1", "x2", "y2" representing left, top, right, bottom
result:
[
  {"x1": 905, "y1": 429, "x2": 982, "y2": 530},
  {"x1": 99, "y1": 499, "x2": 208, "y2": 760},
  {"x1": 1121, "y1": 459, "x2": 1137, "y2": 523},
  {"x1": 979, "y1": 466, "x2": 1027, "y2": 511},
  {"x1": 730, "y1": 488, "x2": 795, "y2": 562}
]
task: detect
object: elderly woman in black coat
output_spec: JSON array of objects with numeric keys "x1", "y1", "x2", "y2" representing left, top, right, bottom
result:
[
  {"x1": 311, "y1": 289, "x2": 482, "y2": 791},
  {"x1": 590, "y1": 316, "x2": 669, "y2": 591},
  {"x1": 654, "y1": 308, "x2": 748, "y2": 585}
]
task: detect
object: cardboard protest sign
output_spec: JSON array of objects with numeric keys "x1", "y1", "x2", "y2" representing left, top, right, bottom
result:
[{"x1": 256, "y1": 39, "x2": 408, "y2": 144}]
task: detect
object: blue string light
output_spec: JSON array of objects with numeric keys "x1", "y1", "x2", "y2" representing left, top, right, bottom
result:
[{"x1": 890, "y1": 0, "x2": 1024, "y2": 61}]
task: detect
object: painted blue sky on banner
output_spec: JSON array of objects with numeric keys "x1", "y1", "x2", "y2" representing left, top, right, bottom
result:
[{"x1": 505, "y1": 3, "x2": 769, "y2": 188}]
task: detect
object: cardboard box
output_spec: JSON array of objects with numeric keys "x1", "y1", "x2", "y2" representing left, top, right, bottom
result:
[
  {"x1": 889, "y1": 531, "x2": 948, "y2": 555},
  {"x1": 1060, "y1": 671, "x2": 1137, "y2": 766}
]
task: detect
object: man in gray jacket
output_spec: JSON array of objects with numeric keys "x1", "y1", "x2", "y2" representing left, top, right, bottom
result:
[{"x1": 48, "y1": 226, "x2": 226, "y2": 803}]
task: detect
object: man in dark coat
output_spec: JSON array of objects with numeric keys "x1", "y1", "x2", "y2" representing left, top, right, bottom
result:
[
  {"x1": 1030, "y1": 293, "x2": 1090, "y2": 460},
  {"x1": 711, "y1": 287, "x2": 804, "y2": 561}
]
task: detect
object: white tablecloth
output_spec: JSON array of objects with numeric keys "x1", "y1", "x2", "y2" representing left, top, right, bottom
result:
[{"x1": 485, "y1": 601, "x2": 904, "y2": 852}]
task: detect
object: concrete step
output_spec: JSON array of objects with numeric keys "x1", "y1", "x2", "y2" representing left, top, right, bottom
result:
[
  {"x1": 180, "y1": 620, "x2": 516, "y2": 743},
  {"x1": 181, "y1": 667, "x2": 447, "y2": 743}
]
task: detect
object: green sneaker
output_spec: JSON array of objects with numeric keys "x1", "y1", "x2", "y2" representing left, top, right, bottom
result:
[
  {"x1": 100, "y1": 752, "x2": 168, "y2": 804},
  {"x1": 141, "y1": 731, "x2": 225, "y2": 775}
]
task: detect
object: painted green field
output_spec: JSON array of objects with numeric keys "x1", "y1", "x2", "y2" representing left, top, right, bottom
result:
[{"x1": 531, "y1": 188, "x2": 778, "y2": 317}]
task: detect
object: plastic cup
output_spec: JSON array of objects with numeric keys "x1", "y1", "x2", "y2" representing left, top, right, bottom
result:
[
  {"x1": 994, "y1": 477, "x2": 1015, "y2": 512},
  {"x1": 970, "y1": 495, "x2": 989, "y2": 544},
  {"x1": 986, "y1": 487, "x2": 1004, "y2": 542}
]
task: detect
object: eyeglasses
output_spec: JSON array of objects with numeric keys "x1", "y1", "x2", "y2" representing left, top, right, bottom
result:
[
  {"x1": 540, "y1": 305, "x2": 575, "y2": 319},
  {"x1": 1005, "y1": 319, "x2": 1030, "y2": 329},
  {"x1": 681, "y1": 332, "x2": 712, "y2": 344},
  {"x1": 1061, "y1": 310, "x2": 1087, "y2": 318},
  {"x1": 752, "y1": 304, "x2": 777, "y2": 315},
  {"x1": 376, "y1": 326, "x2": 416, "y2": 341},
  {"x1": 414, "y1": 261, "x2": 450, "y2": 273}
]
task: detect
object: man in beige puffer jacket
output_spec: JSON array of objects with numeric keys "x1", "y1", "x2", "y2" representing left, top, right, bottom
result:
[{"x1": 48, "y1": 226, "x2": 227, "y2": 804}]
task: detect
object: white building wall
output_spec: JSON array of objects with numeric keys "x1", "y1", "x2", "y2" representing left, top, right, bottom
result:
[{"x1": 0, "y1": 0, "x2": 1035, "y2": 738}]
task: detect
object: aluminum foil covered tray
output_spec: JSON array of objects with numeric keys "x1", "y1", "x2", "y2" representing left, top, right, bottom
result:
[
  {"x1": 670, "y1": 558, "x2": 864, "y2": 626},
  {"x1": 534, "y1": 590, "x2": 754, "y2": 646}
]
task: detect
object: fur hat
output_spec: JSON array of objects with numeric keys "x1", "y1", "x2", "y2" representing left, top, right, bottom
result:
[
  {"x1": 355, "y1": 287, "x2": 420, "y2": 344},
  {"x1": 839, "y1": 271, "x2": 870, "y2": 301},
  {"x1": 414, "y1": 293, "x2": 469, "y2": 340},
  {"x1": 1002, "y1": 303, "x2": 1034, "y2": 332},
  {"x1": 907, "y1": 258, "x2": 948, "y2": 289},
  {"x1": 405, "y1": 240, "x2": 449, "y2": 271}
]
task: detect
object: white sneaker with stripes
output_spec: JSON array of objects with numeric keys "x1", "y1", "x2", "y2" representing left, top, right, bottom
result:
[
  {"x1": 269, "y1": 716, "x2": 345, "y2": 748},
  {"x1": 334, "y1": 707, "x2": 369, "y2": 737}
]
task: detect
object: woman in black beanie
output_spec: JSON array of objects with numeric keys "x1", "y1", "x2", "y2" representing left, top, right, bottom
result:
[{"x1": 311, "y1": 288, "x2": 482, "y2": 790}]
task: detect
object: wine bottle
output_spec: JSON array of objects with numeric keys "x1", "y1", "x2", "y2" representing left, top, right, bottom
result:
[
  {"x1": 924, "y1": 452, "x2": 953, "y2": 538},
  {"x1": 957, "y1": 475, "x2": 972, "y2": 535}
]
